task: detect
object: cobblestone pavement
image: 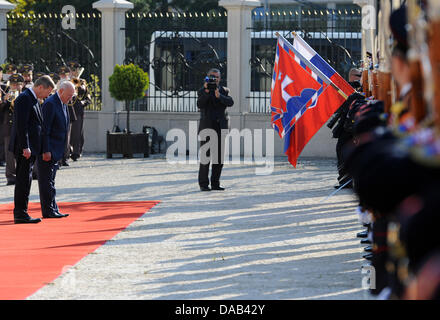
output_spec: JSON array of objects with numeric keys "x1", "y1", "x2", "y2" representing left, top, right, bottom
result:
[{"x1": 0, "y1": 154, "x2": 372, "y2": 300}]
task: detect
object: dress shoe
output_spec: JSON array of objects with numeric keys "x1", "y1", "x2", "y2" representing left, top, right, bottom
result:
[
  {"x1": 200, "y1": 186, "x2": 211, "y2": 192},
  {"x1": 363, "y1": 253, "x2": 373, "y2": 260},
  {"x1": 14, "y1": 216, "x2": 42, "y2": 224},
  {"x1": 43, "y1": 212, "x2": 65, "y2": 219},
  {"x1": 56, "y1": 212, "x2": 69, "y2": 218},
  {"x1": 211, "y1": 186, "x2": 225, "y2": 191},
  {"x1": 361, "y1": 238, "x2": 372, "y2": 245},
  {"x1": 70, "y1": 154, "x2": 79, "y2": 161},
  {"x1": 61, "y1": 161, "x2": 69, "y2": 167},
  {"x1": 7, "y1": 180, "x2": 15, "y2": 186},
  {"x1": 364, "y1": 245, "x2": 372, "y2": 252},
  {"x1": 356, "y1": 230, "x2": 369, "y2": 238}
]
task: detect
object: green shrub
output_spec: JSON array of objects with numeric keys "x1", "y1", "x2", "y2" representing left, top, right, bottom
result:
[{"x1": 109, "y1": 64, "x2": 149, "y2": 132}]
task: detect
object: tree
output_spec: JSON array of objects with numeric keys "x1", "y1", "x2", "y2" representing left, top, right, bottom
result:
[
  {"x1": 109, "y1": 64, "x2": 149, "y2": 133},
  {"x1": 8, "y1": 0, "x2": 220, "y2": 14}
]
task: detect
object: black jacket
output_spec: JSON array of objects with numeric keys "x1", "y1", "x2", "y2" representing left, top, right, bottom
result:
[
  {"x1": 8, "y1": 88, "x2": 43, "y2": 156},
  {"x1": 197, "y1": 86, "x2": 234, "y2": 133}
]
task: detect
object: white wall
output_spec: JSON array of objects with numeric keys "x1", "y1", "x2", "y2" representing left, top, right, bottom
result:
[{"x1": 83, "y1": 111, "x2": 337, "y2": 159}]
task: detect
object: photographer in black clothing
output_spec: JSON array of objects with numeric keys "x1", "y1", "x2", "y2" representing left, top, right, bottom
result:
[{"x1": 197, "y1": 69, "x2": 234, "y2": 191}]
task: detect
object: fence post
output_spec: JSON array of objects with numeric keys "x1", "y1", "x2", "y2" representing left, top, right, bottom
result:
[
  {"x1": 219, "y1": 0, "x2": 261, "y2": 129},
  {"x1": 93, "y1": 0, "x2": 133, "y2": 150},
  {"x1": 0, "y1": 0, "x2": 15, "y2": 65}
]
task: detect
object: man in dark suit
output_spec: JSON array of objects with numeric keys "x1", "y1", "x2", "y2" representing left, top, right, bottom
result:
[
  {"x1": 37, "y1": 81, "x2": 75, "y2": 219},
  {"x1": 9, "y1": 76, "x2": 55, "y2": 224},
  {"x1": 197, "y1": 69, "x2": 234, "y2": 191}
]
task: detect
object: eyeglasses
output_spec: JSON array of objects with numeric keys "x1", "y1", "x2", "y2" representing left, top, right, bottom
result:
[{"x1": 208, "y1": 74, "x2": 219, "y2": 79}]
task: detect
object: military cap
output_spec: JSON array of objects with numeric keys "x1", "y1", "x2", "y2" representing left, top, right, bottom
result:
[
  {"x1": 397, "y1": 185, "x2": 440, "y2": 273},
  {"x1": 347, "y1": 133, "x2": 440, "y2": 214},
  {"x1": 19, "y1": 64, "x2": 34, "y2": 74},
  {"x1": 58, "y1": 65, "x2": 70, "y2": 74},
  {"x1": 390, "y1": 5, "x2": 408, "y2": 54},
  {"x1": 8, "y1": 73, "x2": 24, "y2": 83},
  {"x1": 34, "y1": 72, "x2": 46, "y2": 80},
  {"x1": 67, "y1": 61, "x2": 81, "y2": 70},
  {"x1": 4, "y1": 63, "x2": 17, "y2": 74},
  {"x1": 48, "y1": 72, "x2": 60, "y2": 83}
]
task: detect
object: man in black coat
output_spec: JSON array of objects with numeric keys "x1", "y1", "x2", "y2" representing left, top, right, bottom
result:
[
  {"x1": 197, "y1": 69, "x2": 234, "y2": 191},
  {"x1": 9, "y1": 76, "x2": 55, "y2": 224}
]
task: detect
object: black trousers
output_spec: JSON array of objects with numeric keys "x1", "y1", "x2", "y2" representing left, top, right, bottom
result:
[
  {"x1": 198, "y1": 121, "x2": 224, "y2": 188},
  {"x1": 37, "y1": 157, "x2": 60, "y2": 216},
  {"x1": 336, "y1": 130, "x2": 353, "y2": 184},
  {"x1": 13, "y1": 153, "x2": 36, "y2": 218},
  {"x1": 71, "y1": 114, "x2": 84, "y2": 157}
]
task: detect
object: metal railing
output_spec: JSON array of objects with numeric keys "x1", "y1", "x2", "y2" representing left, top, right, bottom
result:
[
  {"x1": 6, "y1": 12, "x2": 102, "y2": 111},
  {"x1": 6, "y1": 7, "x2": 361, "y2": 114}
]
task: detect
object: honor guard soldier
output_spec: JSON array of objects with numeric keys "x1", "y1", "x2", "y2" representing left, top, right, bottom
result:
[
  {"x1": 33, "y1": 72, "x2": 46, "y2": 84},
  {"x1": 58, "y1": 66, "x2": 70, "y2": 82},
  {"x1": 19, "y1": 64, "x2": 34, "y2": 89},
  {"x1": 4, "y1": 63, "x2": 17, "y2": 78},
  {"x1": 0, "y1": 73, "x2": 24, "y2": 185},
  {"x1": 0, "y1": 64, "x2": 16, "y2": 167},
  {"x1": 0, "y1": 66, "x2": 4, "y2": 167},
  {"x1": 48, "y1": 72, "x2": 60, "y2": 84},
  {"x1": 68, "y1": 61, "x2": 91, "y2": 161},
  {"x1": 0, "y1": 65, "x2": 5, "y2": 87}
]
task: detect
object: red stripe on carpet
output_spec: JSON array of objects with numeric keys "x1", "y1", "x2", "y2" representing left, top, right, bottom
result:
[{"x1": 0, "y1": 201, "x2": 159, "y2": 300}]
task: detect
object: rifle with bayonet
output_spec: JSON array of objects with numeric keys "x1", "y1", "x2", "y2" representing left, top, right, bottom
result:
[
  {"x1": 428, "y1": 0, "x2": 440, "y2": 129},
  {"x1": 408, "y1": 0, "x2": 428, "y2": 124}
]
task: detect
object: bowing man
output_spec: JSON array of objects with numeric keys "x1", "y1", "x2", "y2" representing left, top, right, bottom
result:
[
  {"x1": 37, "y1": 81, "x2": 75, "y2": 219},
  {"x1": 9, "y1": 76, "x2": 55, "y2": 224}
]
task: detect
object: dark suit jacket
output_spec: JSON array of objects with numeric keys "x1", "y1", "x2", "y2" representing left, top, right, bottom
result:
[
  {"x1": 8, "y1": 88, "x2": 43, "y2": 156},
  {"x1": 197, "y1": 86, "x2": 234, "y2": 133},
  {"x1": 41, "y1": 93, "x2": 70, "y2": 162}
]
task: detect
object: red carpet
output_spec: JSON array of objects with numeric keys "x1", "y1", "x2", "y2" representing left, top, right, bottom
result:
[{"x1": 0, "y1": 201, "x2": 159, "y2": 300}]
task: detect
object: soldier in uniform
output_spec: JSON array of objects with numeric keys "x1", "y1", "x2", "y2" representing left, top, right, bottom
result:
[
  {"x1": 0, "y1": 63, "x2": 17, "y2": 167},
  {"x1": 33, "y1": 71, "x2": 46, "y2": 82},
  {"x1": 0, "y1": 66, "x2": 5, "y2": 167},
  {"x1": 68, "y1": 61, "x2": 91, "y2": 161},
  {"x1": 58, "y1": 66, "x2": 70, "y2": 82},
  {"x1": 388, "y1": 6, "x2": 415, "y2": 133},
  {"x1": 4, "y1": 63, "x2": 17, "y2": 78},
  {"x1": 344, "y1": 3, "x2": 440, "y2": 299},
  {"x1": 0, "y1": 73, "x2": 24, "y2": 185},
  {"x1": 19, "y1": 64, "x2": 34, "y2": 90},
  {"x1": 48, "y1": 72, "x2": 60, "y2": 85}
]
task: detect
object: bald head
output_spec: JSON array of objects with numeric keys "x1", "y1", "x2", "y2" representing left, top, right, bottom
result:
[{"x1": 57, "y1": 80, "x2": 75, "y2": 104}]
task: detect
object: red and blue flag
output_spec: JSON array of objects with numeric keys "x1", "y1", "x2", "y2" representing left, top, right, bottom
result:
[{"x1": 271, "y1": 34, "x2": 353, "y2": 167}]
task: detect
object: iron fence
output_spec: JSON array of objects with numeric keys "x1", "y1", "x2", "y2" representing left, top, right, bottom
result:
[
  {"x1": 6, "y1": 12, "x2": 102, "y2": 111},
  {"x1": 124, "y1": 11, "x2": 228, "y2": 113},
  {"x1": 5, "y1": 7, "x2": 361, "y2": 114}
]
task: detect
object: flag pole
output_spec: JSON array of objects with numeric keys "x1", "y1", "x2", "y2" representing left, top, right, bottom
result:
[{"x1": 276, "y1": 32, "x2": 349, "y2": 100}]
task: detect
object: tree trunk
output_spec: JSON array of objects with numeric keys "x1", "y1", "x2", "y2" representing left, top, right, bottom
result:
[{"x1": 126, "y1": 100, "x2": 130, "y2": 134}]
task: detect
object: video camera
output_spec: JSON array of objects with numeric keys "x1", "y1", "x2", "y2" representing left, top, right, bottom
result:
[{"x1": 205, "y1": 76, "x2": 218, "y2": 91}]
